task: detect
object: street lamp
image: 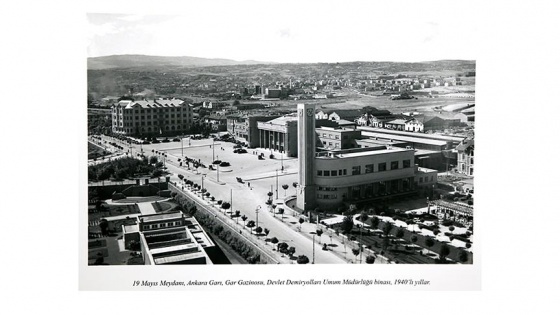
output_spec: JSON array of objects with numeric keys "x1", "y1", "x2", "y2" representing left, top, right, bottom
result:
[
  {"x1": 255, "y1": 205, "x2": 261, "y2": 229},
  {"x1": 275, "y1": 169, "x2": 279, "y2": 199},
  {"x1": 312, "y1": 234, "x2": 316, "y2": 264}
]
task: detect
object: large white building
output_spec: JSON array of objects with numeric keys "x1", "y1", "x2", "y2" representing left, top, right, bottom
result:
[
  {"x1": 111, "y1": 98, "x2": 194, "y2": 137},
  {"x1": 296, "y1": 103, "x2": 438, "y2": 211}
]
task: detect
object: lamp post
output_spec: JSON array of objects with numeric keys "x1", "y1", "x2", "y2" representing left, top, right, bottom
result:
[
  {"x1": 275, "y1": 169, "x2": 279, "y2": 199},
  {"x1": 312, "y1": 234, "x2": 316, "y2": 264},
  {"x1": 255, "y1": 205, "x2": 261, "y2": 229},
  {"x1": 212, "y1": 138, "x2": 215, "y2": 161}
]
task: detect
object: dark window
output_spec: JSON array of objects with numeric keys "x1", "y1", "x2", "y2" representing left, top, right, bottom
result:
[
  {"x1": 365, "y1": 164, "x2": 374, "y2": 173},
  {"x1": 378, "y1": 163, "x2": 386, "y2": 172},
  {"x1": 391, "y1": 161, "x2": 399, "y2": 170},
  {"x1": 331, "y1": 170, "x2": 337, "y2": 176},
  {"x1": 352, "y1": 166, "x2": 361, "y2": 175},
  {"x1": 324, "y1": 171, "x2": 330, "y2": 177},
  {"x1": 403, "y1": 160, "x2": 411, "y2": 168},
  {"x1": 343, "y1": 169, "x2": 347, "y2": 175},
  {"x1": 339, "y1": 170, "x2": 343, "y2": 175}
]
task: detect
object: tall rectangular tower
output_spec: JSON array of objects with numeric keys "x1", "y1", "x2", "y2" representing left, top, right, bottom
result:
[{"x1": 296, "y1": 103, "x2": 316, "y2": 211}]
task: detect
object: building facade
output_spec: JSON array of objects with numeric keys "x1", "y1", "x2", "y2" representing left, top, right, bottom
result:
[
  {"x1": 257, "y1": 116, "x2": 298, "y2": 157},
  {"x1": 456, "y1": 139, "x2": 474, "y2": 176},
  {"x1": 111, "y1": 99, "x2": 193, "y2": 137}
]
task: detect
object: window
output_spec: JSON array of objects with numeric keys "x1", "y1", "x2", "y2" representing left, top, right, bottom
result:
[
  {"x1": 335, "y1": 135, "x2": 340, "y2": 139},
  {"x1": 324, "y1": 171, "x2": 330, "y2": 177},
  {"x1": 335, "y1": 143, "x2": 339, "y2": 148},
  {"x1": 343, "y1": 169, "x2": 347, "y2": 175},
  {"x1": 365, "y1": 164, "x2": 374, "y2": 173},
  {"x1": 420, "y1": 177, "x2": 424, "y2": 183},
  {"x1": 339, "y1": 170, "x2": 343, "y2": 175},
  {"x1": 352, "y1": 166, "x2": 361, "y2": 175},
  {"x1": 317, "y1": 170, "x2": 323, "y2": 176},
  {"x1": 174, "y1": 222, "x2": 181, "y2": 226},
  {"x1": 378, "y1": 162, "x2": 386, "y2": 172},
  {"x1": 391, "y1": 161, "x2": 399, "y2": 170},
  {"x1": 331, "y1": 170, "x2": 337, "y2": 176},
  {"x1": 403, "y1": 160, "x2": 411, "y2": 168},
  {"x1": 317, "y1": 194, "x2": 323, "y2": 199}
]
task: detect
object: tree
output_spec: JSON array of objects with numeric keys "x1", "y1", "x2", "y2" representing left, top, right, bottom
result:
[
  {"x1": 396, "y1": 228, "x2": 405, "y2": 239},
  {"x1": 278, "y1": 208, "x2": 284, "y2": 221},
  {"x1": 370, "y1": 216, "x2": 380, "y2": 229},
  {"x1": 221, "y1": 202, "x2": 231, "y2": 211},
  {"x1": 241, "y1": 215, "x2": 248, "y2": 228},
  {"x1": 316, "y1": 229, "x2": 323, "y2": 244},
  {"x1": 341, "y1": 215, "x2": 354, "y2": 234},
  {"x1": 382, "y1": 223, "x2": 393, "y2": 238},
  {"x1": 255, "y1": 226, "x2": 263, "y2": 236},
  {"x1": 247, "y1": 220, "x2": 256, "y2": 233},
  {"x1": 359, "y1": 212, "x2": 368, "y2": 222},
  {"x1": 439, "y1": 244, "x2": 451, "y2": 263},
  {"x1": 296, "y1": 255, "x2": 309, "y2": 264},
  {"x1": 235, "y1": 210, "x2": 240, "y2": 217},
  {"x1": 425, "y1": 238, "x2": 435, "y2": 247},
  {"x1": 293, "y1": 182, "x2": 298, "y2": 189},
  {"x1": 287, "y1": 246, "x2": 296, "y2": 258},
  {"x1": 99, "y1": 219, "x2": 109, "y2": 236},
  {"x1": 282, "y1": 184, "x2": 289, "y2": 196},
  {"x1": 298, "y1": 217, "x2": 304, "y2": 230},
  {"x1": 264, "y1": 228, "x2": 270, "y2": 238},
  {"x1": 149, "y1": 156, "x2": 158, "y2": 164},
  {"x1": 365, "y1": 255, "x2": 376, "y2": 264},
  {"x1": 271, "y1": 204, "x2": 277, "y2": 217},
  {"x1": 352, "y1": 248, "x2": 360, "y2": 263},
  {"x1": 411, "y1": 235, "x2": 418, "y2": 243},
  {"x1": 277, "y1": 242, "x2": 289, "y2": 253},
  {"x1": 178, "y1": 174, "x2": 184, "y2": 180},
  {"x1": 270, "y1": 237, "x2": 279, "y2": 245},
  {"x1": 458, "y1": 250, "x2": 469, "y2": 263}
]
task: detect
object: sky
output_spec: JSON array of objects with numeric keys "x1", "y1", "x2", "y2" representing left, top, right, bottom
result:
[{"x1": 87, "y1": 1, "x2": 478, "y2": 63}]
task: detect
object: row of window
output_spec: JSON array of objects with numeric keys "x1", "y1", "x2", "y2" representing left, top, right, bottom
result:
[
  {"x1": 316, "y1": 160, "x2": 411, "y2": 177},
  {"x1": 118, "y1": 120, "x2": 189, "y2": 127},
  {"x1": 115, "y1": 114, "x2": 190, "y2": 120},
  {"x1": 317, "y1": 194, "x2": 337, "y2": 199},
  {"x1": 143, "y1": 221, "x2": 182, "y2": 230},
  {"x1": 418, "y1": 175, "x2": 435, "y2": 183},
  {"x1": 317, "y1": 186, "x2": 337, "y2": 191}
]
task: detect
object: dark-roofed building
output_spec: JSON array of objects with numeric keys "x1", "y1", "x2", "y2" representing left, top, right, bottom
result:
[
  {"x1": 111, "y1": 98, "x2": 193, "y2": 137},
  {"x1": 204, "y1": 113, "x2": 228, "y2": 131}
]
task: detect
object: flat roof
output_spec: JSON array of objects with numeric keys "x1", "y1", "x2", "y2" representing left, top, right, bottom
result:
[
  {"x1": 361, "y1": 131, "x2": 448, "y2": 146},
  {"x1": 140, "y1": 212, "x2": 183, "y2": 223},
  {"x1": 153, "y1": 252, "x2": 209, "y2": 265},
  {"x1": 358, "y1": 126, "x2": 465, "y2": 142},
  {"x1": 334, "y1": 147, "x2": 412, "y2": 158},
  {"x1": 149, "y1": 243, "x2": 198, "y2": 255},
  {"x1": 123, "y1": 225, "x2": 139, "y2": 233}
]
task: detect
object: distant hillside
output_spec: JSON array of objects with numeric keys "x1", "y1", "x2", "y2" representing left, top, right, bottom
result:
[{"x1": 87, "y1": 54, "x2": 274, "y2": 70}]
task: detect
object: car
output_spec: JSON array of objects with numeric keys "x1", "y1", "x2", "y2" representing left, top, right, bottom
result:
[
  {"x1": 237, "y1": 149, "x2": 247, "y2": 154},
  {"x1": 172, "y1": 138, "x2": 180, "y2": 142}
]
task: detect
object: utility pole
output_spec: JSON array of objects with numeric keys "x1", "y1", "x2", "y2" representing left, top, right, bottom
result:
[
  {"x1": 255, "y1": 205, "x2": 261, "y2": 229},
  {"x1": 275, "y1": 169, "x2": 279, "y2": 199},
  {"x1": 312, "y1": 234, "x2": 315, "y2": 264}
]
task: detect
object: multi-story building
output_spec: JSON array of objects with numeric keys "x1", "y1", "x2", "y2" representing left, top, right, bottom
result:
[
  {"x1": 257, "y1": 116, "x2": 298, "y2": 157},
  {"x1": 230, "y1": 114, "x2": 281, "y2": 148},
  {"x1": 316, "y1": 126, "x2": 361, "y2": 150},
  {"x1": 296, "y1": 103, "x2": 438, "y2": 211},
  {"x1": 456, "y1": 139, "x2": 474, "y2": 176},
  {"x1": 111, "y1": 98, "x2": 193, "y2": 137}
]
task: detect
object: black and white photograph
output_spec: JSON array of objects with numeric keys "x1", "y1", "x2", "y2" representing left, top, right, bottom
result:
[
  {"x1": 4, "y1": 0, "x2": 560, "y2": 313},
  {"x1": 86, "y1": 13, "x2": 476, "y2": 268}
]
